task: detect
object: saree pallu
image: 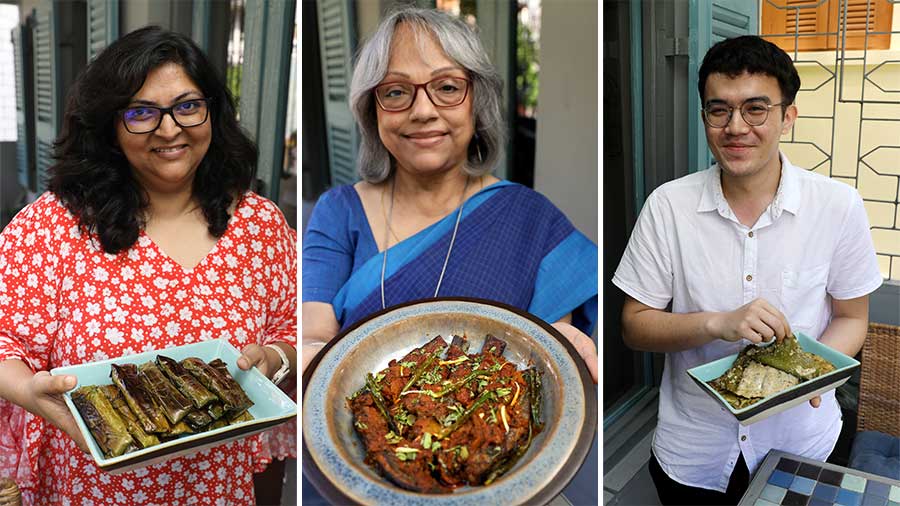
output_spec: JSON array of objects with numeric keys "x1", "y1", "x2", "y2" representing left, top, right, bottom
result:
[{"x1": 303, "y1": 181, "x2": 598, "y2": 335}]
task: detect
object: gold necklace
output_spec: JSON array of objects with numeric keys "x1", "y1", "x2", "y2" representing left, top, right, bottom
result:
[{"x1": 380, "y1": 174, "x2": 471, "y2": 310}]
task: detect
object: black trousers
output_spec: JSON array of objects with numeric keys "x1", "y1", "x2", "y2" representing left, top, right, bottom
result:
[{"x1": 648, "y1": 451, "x2": 750, "y2": 506}]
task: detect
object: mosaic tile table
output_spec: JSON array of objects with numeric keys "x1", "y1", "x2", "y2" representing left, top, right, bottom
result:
[{"x1": 738, "y1": 450, "x2": 900, "y2": 506}]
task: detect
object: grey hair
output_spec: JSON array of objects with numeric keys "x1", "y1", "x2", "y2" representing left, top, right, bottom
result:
[{"x1": 349, "y1": 7, "x2": 506, "y2": 183}]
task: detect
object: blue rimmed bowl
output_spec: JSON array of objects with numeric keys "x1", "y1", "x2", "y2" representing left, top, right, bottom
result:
[
  {"x1": 51, "y1": 338, "x2": 297, "y2": 474},
  {"x1": 302, "y1": 297, "x2": 597, "y2": 506},
  {"x1": 687, "y1": 332, "x2": 859, "y2": 425}
]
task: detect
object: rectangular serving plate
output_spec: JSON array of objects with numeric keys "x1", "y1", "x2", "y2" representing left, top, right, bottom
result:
[
  {"x1": 51, "y1": 339, "x2": 297, "y2": 474},
  {"x1": 686, "y1": 332, "x2": 859, "y2": 425}
]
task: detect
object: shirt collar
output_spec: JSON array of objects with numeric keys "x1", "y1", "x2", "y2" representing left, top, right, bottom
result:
[{"x1": 697, "y1": 152, "x2": 801, "y2": 220}]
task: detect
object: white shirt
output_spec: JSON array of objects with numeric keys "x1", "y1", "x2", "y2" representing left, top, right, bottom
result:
[{"x1": 612, "y1": 154, "x2": 882, "y2": 492}]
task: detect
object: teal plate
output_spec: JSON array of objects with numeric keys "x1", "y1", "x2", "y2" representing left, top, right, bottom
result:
[
  {"x1": 51, "y1": 339, "x2": 297, "y2": 474},
  {"x1": 302, "y1": 297, "x2": 597, "y2": 506},
  {"x1": 687, "y1": 332, "x2": 859, "y2": 425}
]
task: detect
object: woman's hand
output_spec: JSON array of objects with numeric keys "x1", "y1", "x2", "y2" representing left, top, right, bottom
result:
[
  {"x1": 237, "y1": 344, "x2": 280, "y2": 380},
  {"x1": 551, "y1": 321, "x2": 598, "y2": 384},
  {"x1": 25, "y1": 371, "x2": 89, "y2": 453}
]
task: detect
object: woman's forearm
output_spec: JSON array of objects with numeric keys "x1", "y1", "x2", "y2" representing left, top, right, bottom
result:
[{"x1": 0, "y1": 358, "x2": 36, "y2": 411}]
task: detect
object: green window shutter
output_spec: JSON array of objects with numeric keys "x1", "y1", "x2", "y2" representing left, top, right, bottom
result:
[
  {"x1": 239, "y1": 0, "x2": 296, "y2": 202},
  {"x1": 32, "y1": 0, "x2": 86, "y2": 194},
  {"x1": 33, "y1": 3, "x2": 60, "y2": 194},
  {"x1": 87, "y1": 0, "x2": 118, "y2": 61},
  {"x1": 688, "y1": 0, "x2": 758, "y2": 173},
  {"x1": 317, "y1": 0, "x2": 358, "y2": 187},
  {"x1": 13, "y1": 22, "x2": 35, "y2": 191}
]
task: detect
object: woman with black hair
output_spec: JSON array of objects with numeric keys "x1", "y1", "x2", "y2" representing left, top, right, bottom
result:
[{"x1": 0, "y1": 26, "x2": 296, "y2": 504}]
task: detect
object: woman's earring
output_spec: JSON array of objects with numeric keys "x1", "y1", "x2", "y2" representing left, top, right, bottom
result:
[{"x1": 475, "y1": 136, "x2": 484, "y2": 164}]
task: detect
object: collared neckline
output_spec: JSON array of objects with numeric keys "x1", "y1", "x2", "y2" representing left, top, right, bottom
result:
[{"x1": 697, "y1": 152, "x2": 801, "y2": 222}]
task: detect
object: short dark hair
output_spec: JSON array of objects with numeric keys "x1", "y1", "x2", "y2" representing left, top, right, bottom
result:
[
  {"x1": 48, "y1": 26, "x2": 257, "y2": 254},
  {"x1": 698, "y1": 35, "x2": 801, "y2": 105}
]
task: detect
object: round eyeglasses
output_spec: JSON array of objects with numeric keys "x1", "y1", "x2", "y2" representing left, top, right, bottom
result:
[
  {"x1": 701, "y1": 99, "x2": 787, "y2": 128},
  {"x1": 374, "y1": 77, "x2": 470, "y2": 112},
  {"x1": 120, "y1": 97, "x2": 212, "y2": 134}
]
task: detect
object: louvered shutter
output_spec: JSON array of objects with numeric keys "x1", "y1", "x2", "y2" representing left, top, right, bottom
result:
[
  {"x1": 827, "y1": 0, "x2": 892, "y2": 50},
  {"x1": 33, "y1": 3, "x2": 59, "y2": 194},
  {"x1": 13, "y1": 23, "x2": 35, "y2": 191},
  {"x1": 317, "y1": 0, "x2": 358, "y2": 187},
  {"x1": 239, "y1": 0, "x2": 295, "y2": 201},
  {"x1": 688, "y1": 0, "x2": 758, "y2": 172},
  {"x1": 87, "y1": 0, "x2": 118, "y2": 61},
  {"x1": 762, "y1": 0, "x2": 893, "y2": 52},
  {"x1": 761, "y1": 0, "x2": 829, "y2": 52}
]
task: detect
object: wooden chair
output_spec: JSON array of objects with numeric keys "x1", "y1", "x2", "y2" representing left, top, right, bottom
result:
[
  {"x1": 856, "y1": 322, "x2": 900, "y2": 438},
  {"x1": 849, "y1": 322, "x2": 900, "y2": 479}
]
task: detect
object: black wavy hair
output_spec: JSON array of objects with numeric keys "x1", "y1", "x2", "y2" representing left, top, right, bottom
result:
[
  {"x1": 698, "y1": 35, "x2": 801, "y2": 107},
  {"x1": 48, "y1": 26, "x2": 257, "y2": 254}
]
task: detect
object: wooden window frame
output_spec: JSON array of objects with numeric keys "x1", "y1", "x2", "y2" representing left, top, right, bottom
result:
[{"x1": 761, "y1": 0, "x2": 894, "y2": 52}]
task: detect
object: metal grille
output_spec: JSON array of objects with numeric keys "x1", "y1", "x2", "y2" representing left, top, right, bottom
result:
[{"x1": 762, "y1": 0, "x2": 900, "y2": 280}]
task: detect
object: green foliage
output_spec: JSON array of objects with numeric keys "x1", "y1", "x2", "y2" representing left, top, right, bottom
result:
[
  {"x1": 226, "y1": 64, "x2": 242, "y2": 107},
  {"x1": 516, "y1": 16, "x2": 540, "y2": 117}
]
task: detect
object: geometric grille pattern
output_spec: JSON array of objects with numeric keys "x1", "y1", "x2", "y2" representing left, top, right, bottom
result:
[{"x1": 765, "y1": 0, "x2": 900, "y2": 280}]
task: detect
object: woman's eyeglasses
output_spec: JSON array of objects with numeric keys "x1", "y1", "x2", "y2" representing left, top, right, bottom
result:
[
  {"x1": 120, "y1": 97, "x2": 212, "y2": 134},
  {"x1": 374, "y1": 77, "x2": 470, "y2": 112},
  {"x1": 701, "y1": 99, "x2": 786, "y2": 128}
]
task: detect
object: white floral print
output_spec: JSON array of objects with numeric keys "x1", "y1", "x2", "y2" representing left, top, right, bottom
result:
[{"x1": 0, "y1": 192, "x2": 296, "y2": 505}]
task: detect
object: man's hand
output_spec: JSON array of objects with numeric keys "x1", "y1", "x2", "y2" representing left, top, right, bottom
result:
[
  {"x1": 551, "y1": 321, "x2": 598, "y2": 384},
  {"x1": 25, "y1": 371, "x2": 89, "y2": 453},
  {"x1": 707, "y1": 298, "x2": 792, "y2": 344}
]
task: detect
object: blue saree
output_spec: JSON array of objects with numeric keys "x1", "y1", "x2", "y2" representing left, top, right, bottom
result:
[{"x1": 302, "y1": 181, "x2": 598, "y2": 335}]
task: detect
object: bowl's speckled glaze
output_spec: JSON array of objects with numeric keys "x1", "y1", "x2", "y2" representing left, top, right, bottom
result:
[{"x1": 302, "y1": 298, "x2": 596, "y2": 506}]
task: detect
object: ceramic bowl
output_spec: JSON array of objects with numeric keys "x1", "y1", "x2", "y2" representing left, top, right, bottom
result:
[
  {"x1": 687, "y1": 332, "x2": 859, "y2": 425},
  {"x1": 302, "y1": 297, "x2": 597, "y2": 506},
  {"x1": 51, "y1": 339, "x2": 297, "y2": 474}
]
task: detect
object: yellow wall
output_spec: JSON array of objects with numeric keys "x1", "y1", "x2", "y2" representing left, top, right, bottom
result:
[{"x1": 782, "y1": 8, "x2": 900, "y2": 281}]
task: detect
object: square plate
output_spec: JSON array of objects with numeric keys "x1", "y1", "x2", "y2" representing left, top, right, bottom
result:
[
  {"x1": 51, "y1": 339, "x2": 297, "y2": 474},
  {"x1": 686, "y1": 332, "x2": 859, "y2": 425}
]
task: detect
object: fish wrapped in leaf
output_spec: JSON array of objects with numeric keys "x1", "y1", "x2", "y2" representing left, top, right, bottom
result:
[
  {"x1": 732, "y1": 361, "x2": 799, "y2": 398},
  {"x1": 746, "y1": 335, "x2": 835, "y2": 380},
  {"x1": 206, "y1": 418, "x2": 230, "y2": 431},
  {"x1": 98, "y1": 384, "x2": 160, "y2": 449},
  {"x1": 711, "y1": 387, "x2": 762, "y2": 410},
  {"x1": 227, "y1": 410, "x2": 254, "y2": 425},
  {"x1": 71, "y1": 386, "x2": 134, "y2": 457},
  {"x1": 708, "y1": 348, "x2": 756, "y2": 394},
  {"x1": 162, "y1": 419, "x2": 194, "y2": 437},
  {"x1": 207, "y1": 401, "x2": 227, "y2": 421},
  {"x1": 184, "y1": 408, "x2": 213, "y2": 430},
  {"x1": 156, "y1": 355, "x2": 217, "y2": 408},
  {"x1": 182, "y1": 358, "x2": 253, "y2": 412},
  {"x1": 708, "y1": 334, "x2": 835, "y2": 409},
  {"x1": 139, "y1": 361, "x2": 193, "y2": 424},
  {"x1": 110, "y1": 363, "x2": 171, "y2": 433}
]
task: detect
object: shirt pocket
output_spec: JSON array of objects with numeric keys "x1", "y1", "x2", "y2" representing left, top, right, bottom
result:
[{"x1": 781, "y1": 263, "x2": 829, "y2": 332}]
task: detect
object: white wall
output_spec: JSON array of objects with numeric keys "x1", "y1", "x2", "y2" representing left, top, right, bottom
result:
[{"x1": 533, "y1": 0, "x2": 598, "y2": 244}]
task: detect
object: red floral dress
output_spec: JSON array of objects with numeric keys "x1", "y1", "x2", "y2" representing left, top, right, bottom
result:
[{"x1": 0, "y1": 192, "x2": 296, "y2": 505}]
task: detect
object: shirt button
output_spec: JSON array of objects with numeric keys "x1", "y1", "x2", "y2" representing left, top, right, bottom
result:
[
  {"x1": 741, "y1": 435, "x2": 747, "y2": 441},
  {"x1": 748, "y1": 231, "x2": 754, "y2": 238},
  {"x1": 746, "y1": 275, "x2": 753, "y2": 282}
]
